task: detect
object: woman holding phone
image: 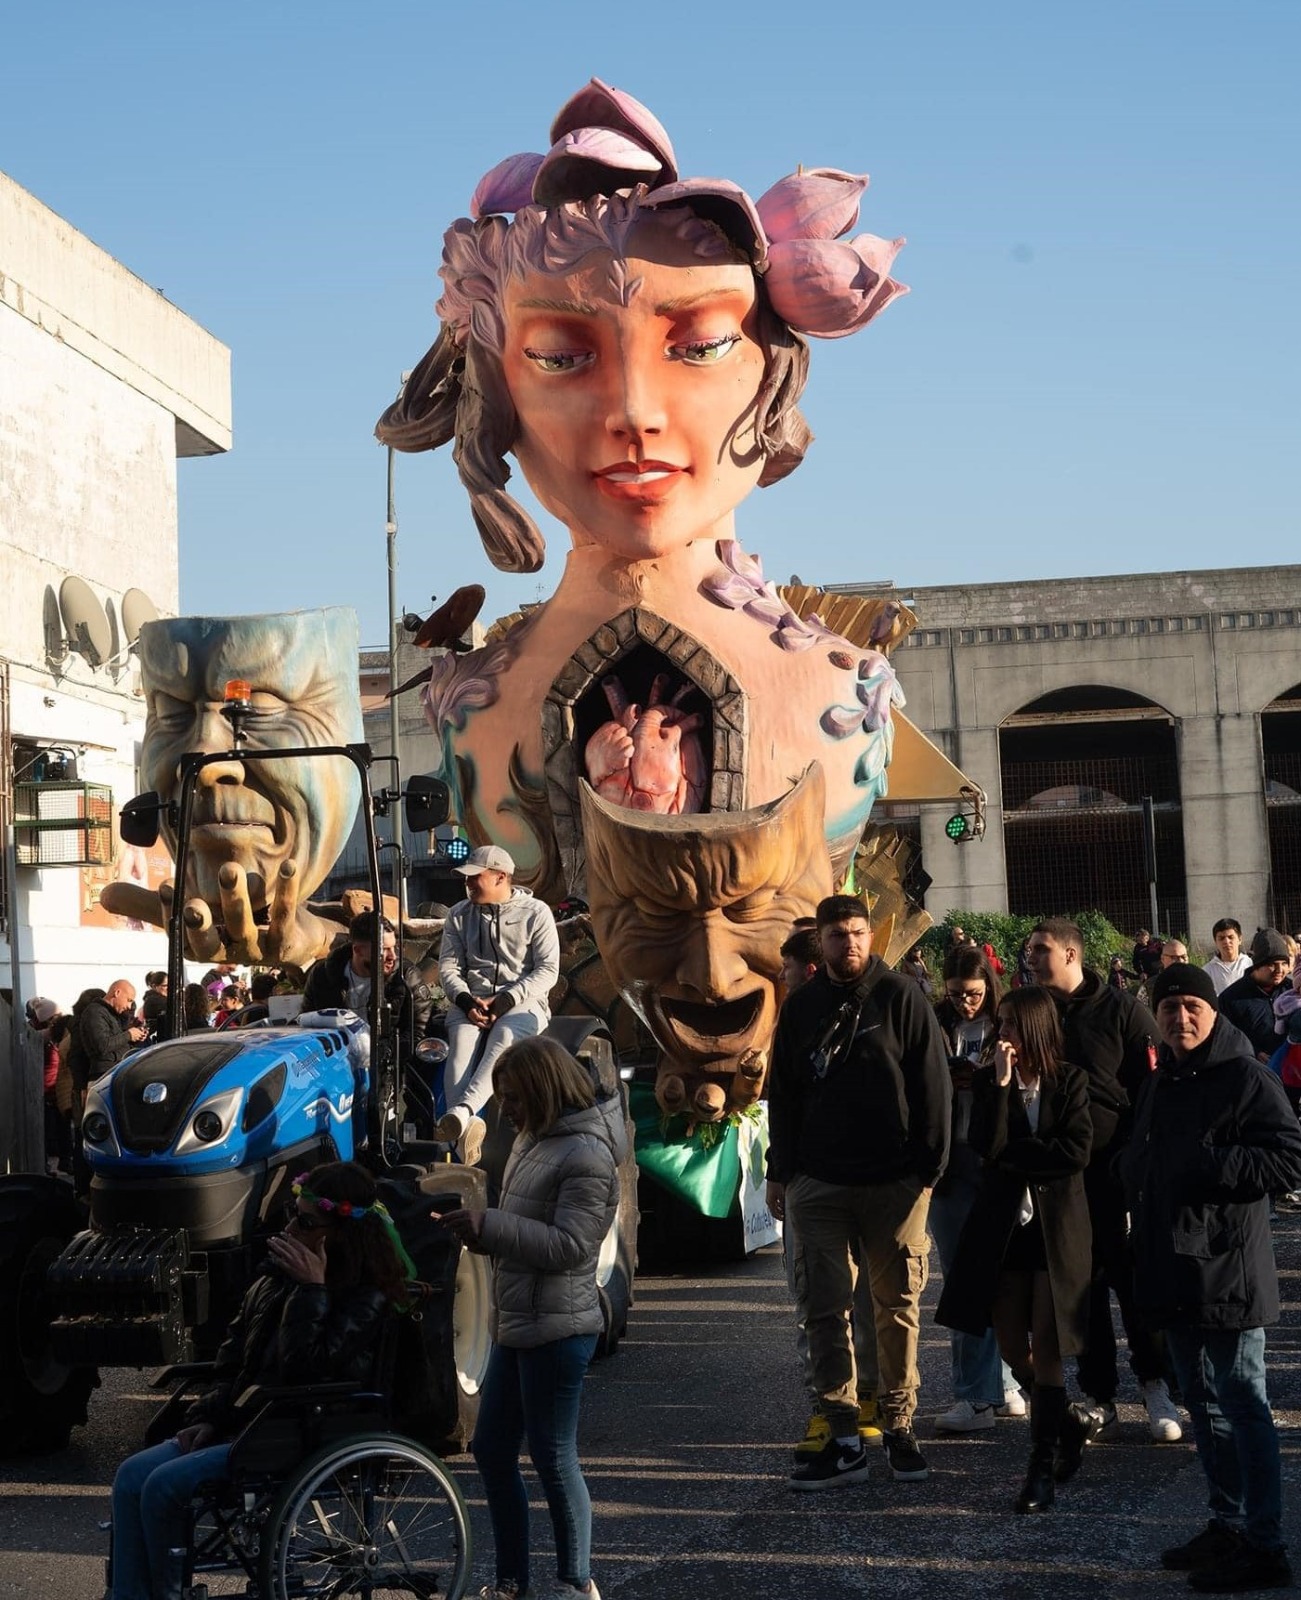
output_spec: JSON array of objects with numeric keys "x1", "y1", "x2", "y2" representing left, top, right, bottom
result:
[
  {"x1": 436, "y1": 1038, "x2": 620, "y2": 1600},
  {"x1": 936, "y1": 987, "x2": 1093, "y2": 1513}
]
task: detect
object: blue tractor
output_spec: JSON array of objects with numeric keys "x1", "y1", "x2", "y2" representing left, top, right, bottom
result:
[
  {"x1": 0, "y1": 707, "x2": 501, "y2": 1456},
  {"x1": 1, "y1": 696, "x2": 637, "y2": 1457}
]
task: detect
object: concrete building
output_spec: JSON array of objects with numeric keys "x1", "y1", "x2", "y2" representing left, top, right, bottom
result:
[
  {"x1": 1, "y1": 168, "x2": 231, "y2": 1163},
  {"x1": 839, "y1": 567, "x2": 1301, "y2": 950}
]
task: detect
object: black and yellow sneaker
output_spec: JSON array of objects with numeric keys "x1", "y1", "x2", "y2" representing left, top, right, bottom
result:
[
  {"x1": 794, "y1": 1411, "x2": 831, "y2": 1458},
  {"x1": 857, "y1": 1396, "x2": 883, "y2": 1442},
  {"x1": 788, "y1": 1437, "x2": 870, "y2": 1492}
]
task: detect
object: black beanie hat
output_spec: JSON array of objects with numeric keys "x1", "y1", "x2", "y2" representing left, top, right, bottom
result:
[{"x1": 1151, "y1": 962, "x2": 1219, "y2": 1011}]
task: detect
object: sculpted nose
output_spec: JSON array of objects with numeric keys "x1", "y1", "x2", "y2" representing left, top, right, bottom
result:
[
  {"x1": 606, "y1": 356, "x2": 666, "y2": 445},
  {"x1": 675, "y1": 915, "x2": 750, "y2": 1001},
  {"x1": 189, "y1": 705, "x2": 245, "y2": 787}
]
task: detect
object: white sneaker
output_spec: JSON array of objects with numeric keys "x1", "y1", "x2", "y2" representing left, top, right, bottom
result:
[
  {"x1": 934, "y1": 1399, "x2": 996, "y2": 1433},
  {"x1": 1142, "y1": 1378, "x2": 1183, "y2": 1442},
  {"x1": 995, "y1": 1388, "x2": 1027, "y2": 1418}
]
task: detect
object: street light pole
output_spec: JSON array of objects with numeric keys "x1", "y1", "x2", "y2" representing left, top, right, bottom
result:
[{"x1": 385, "y1": 372, "x2": 410, "y2": 918}]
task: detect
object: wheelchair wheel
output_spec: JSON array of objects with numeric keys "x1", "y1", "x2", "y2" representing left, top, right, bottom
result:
[{"x1": 259, "y1": 1433, "x2": 471, "y2": 1600}]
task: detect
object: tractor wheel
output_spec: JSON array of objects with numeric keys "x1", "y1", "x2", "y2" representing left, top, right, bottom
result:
[
  {"x1": 595, "y1": 1136, "x2": 638, "y2": 1358},
  {"x1": 0, "y1": 1178, "x2": 98, "y2": 1455},
  {"x1": 380, "y1": 1166, "x2": 493, "y2": 1456}
]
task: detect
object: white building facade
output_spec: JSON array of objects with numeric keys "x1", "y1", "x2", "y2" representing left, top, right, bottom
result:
[{"x1": 1, "y1": 168, "x2": 230, "y2": 1159}]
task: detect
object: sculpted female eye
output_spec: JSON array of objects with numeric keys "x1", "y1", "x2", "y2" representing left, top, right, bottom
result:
[
  {"x1": 669, "y1": 333, "x2": 742, "y2": 366},
  {"x1": 523, "y1": 347, "x2": 594, "y2": 374}
]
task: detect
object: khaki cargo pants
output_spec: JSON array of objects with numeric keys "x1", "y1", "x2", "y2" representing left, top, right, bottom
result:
[{"x1": 786, "y1": 1172, "x2": 931, "y2": 1437}]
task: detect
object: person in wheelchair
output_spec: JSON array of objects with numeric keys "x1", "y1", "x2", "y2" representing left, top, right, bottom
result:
[{"x1": 108, "y1": 1160, "x2": 412, "y2": 1600}]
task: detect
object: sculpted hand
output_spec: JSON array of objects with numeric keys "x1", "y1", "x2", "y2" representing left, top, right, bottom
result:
[{"x1": 103, "y1": 865, "x2": 336, "y2": 966}]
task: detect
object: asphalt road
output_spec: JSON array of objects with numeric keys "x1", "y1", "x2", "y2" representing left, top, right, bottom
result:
[{"x1": 3, "y1": 1209, "x2": 1299, "y2": 1599}]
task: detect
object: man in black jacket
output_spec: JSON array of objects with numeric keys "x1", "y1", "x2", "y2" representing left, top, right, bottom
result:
[
  {"x1": 1218, "y1": 927, "x2": 1292, "y2": 1061},
  {"x1": 1027, "y1": 918, "x2": 1178, "y2": 1441},
  {"x1": 68, "y1": 979, "x2": 148, "y2": 1094},
  {"x1": 1122, "y1": 963, "x2": 1301, "y2": 1593},
  {"x1": 767, "y1": 895, "x2": 950, "y2": 1490},
  {"x1": 302, "y1": 914, "x2": 433, "y2": 1064}
]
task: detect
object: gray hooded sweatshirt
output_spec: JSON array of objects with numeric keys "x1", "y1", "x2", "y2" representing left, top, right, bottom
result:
[{"x1": 438, "y1": 886, "x2": 560, "y2": 1017}]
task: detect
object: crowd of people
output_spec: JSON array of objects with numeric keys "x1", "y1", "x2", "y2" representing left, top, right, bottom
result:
[
  {"x1": 768, "y1": 902, "x2": 1301, "y2": 1595},
  {"x1": 21, "y1": 877, "x2": 1301, "y2": 1596}
]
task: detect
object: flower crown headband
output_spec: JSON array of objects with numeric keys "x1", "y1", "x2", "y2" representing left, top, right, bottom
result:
[
  {"x1": 438, "y1": 76, "x2": 908, "y2": 346},
  {"x1": 292, "y1": 1173, "x2": 378, "y2": 1220}
]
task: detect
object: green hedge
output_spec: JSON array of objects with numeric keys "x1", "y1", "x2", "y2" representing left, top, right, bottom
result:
[{"x1": 919, "y1": 910, "x2": 1137, "y2": 978}]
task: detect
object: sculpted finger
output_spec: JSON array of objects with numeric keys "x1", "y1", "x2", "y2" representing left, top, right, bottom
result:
[
  {"x1": 266, "y1": 861, "x2": 301, "y2": 954},
  {"x1": 183, "y1": 900, "x2": 224, "y2": 962},
  {"x1": 99, "y1": 883, "x2": 165, "y2": 926},
  {"x1": 218, "y1": 861, "x2": 262, "y2": 960}
]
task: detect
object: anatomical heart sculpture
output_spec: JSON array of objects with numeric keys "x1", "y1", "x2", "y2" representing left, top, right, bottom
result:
[{"x1": 379, "y1": 79, "x2": 919, "y2": 1119}]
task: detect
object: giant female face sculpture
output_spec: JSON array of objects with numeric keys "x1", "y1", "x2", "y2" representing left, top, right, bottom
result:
[{"x1": 379, "y1": 81, "x2": 908, "y2": 1106}]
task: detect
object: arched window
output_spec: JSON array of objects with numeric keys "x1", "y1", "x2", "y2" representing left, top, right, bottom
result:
[
  {"x1": 999, "y1": 687, "x2": 1186, "y2": 933},
  {"x1": 1263, "y1": 684, "x2": 1301, "y2": 933}
]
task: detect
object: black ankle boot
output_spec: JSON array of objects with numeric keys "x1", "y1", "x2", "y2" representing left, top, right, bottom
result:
[{"x1": 1016, "y1": 1443, "x2": 1056, "y2": 1513}]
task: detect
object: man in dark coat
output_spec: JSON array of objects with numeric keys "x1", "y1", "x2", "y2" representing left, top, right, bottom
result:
[
  {"x1": 302, "y1": 913, "x2": 433, "y2": 1064},
  {"x1": 1218, "y1": 927, "x2": 1292, "y2": 1061},
  {"x1": 1027, "y1": 918, "x2": 1178, "y2": 1440},
  {"x1": 767, "y1": 895, "x2": 950, "y2": 1489},
  {"x1": 1122, "y1": 963, "x2": 1301, "y2": 1593},
  {"x1": 67, "y1": 979, "x2": 148, "y2": 1094}
]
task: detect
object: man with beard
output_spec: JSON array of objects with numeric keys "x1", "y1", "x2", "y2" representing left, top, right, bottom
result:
[
  {"x1": 303, "y1": 913, "x2": 433, "y2": 1072},
  {"x1": 1026, "y1": 917, "x2": 1182, "y2": 1445},
  {"x1": 767, "y1": 895, "x2": 950, "y2": 1489}
]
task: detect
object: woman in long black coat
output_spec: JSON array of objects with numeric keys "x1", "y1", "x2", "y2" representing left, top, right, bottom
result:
[{"x1": 936, "y1": 986, "x2": 1093, "y2": 1513}]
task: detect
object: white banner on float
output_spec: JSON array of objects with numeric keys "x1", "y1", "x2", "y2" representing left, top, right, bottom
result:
[{"x1": 736, "y1": 1102, "x2": 779, "y2": 1253}]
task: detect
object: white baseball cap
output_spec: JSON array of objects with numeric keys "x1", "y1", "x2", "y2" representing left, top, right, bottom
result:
[{"x1": 455, "y1": 844, "x2": 516, "y2": 877}]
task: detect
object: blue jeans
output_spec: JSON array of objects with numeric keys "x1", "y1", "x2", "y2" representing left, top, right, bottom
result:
[
  {"x1": 110, "y1": 1440, "x2": 232, "y2": 1600},
  {"x1": 472, "y1": 1334, "x2": 598, "y2": 1593},
  {"x1": 1166, "y1": 1326, "x2": 1284, "y2": 1551},
  {"x1": 930, "y1": 1171, "x2": 1012, "y2": 1405}
]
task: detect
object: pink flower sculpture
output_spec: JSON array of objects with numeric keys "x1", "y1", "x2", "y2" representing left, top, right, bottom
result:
[{"x1": 460, "y1": 79, "x2": 907, "y2": 342}]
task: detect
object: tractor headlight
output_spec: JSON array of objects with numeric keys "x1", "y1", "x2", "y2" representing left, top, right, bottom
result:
[
  {"x1": 82, "y1": 1112, "x2": 110, "y2": 1144},
  {"x1": 192, "y1": 1109, "x2": 224, "y2": 1143},
  {"x1": 174, "y1": 1087, "x2": 244, "y2": 1156}
]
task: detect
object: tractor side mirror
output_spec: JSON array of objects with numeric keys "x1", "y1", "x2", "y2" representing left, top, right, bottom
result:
[
  {"x1": 119, "y1": 791, "x2": 164, "y2": 849},
  {"x1": 405, "y1": 775, "x2": 450, "y2": 833}
]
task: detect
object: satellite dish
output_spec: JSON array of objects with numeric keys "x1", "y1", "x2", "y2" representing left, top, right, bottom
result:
[
  {"x1": 121, "y1": 587, "x2": 160, "y2": 645},
  {"x1": 59, "y1": 575, "x2": 112, "y2": 668},
  {"x1": 42, "y1": 586, "x2": 67, "y2": 663}
]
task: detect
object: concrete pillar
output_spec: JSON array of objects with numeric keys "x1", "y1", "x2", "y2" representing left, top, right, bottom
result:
[
  {"x1": 922, "y1": 726, "x2": 1008, "y2": 916},
  {"x1": 1179, "y1": 712, "x2": 1271, "y2": 948}
]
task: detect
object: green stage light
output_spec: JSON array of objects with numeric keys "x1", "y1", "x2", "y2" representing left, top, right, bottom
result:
[
  {"x1": 945, "y1": 813, "x2": 970, "y2": 842},
  {"x1": 445, "y1": 836, "x2": 470, "y2": 863}
]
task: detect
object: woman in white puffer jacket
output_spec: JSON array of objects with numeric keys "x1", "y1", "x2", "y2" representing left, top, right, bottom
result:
[{"x1": 436, "y1": 1037, "x2": 619, "y2": 1600}]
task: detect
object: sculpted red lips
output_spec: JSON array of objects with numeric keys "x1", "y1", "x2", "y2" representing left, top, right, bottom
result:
[{"x1": 593, "y1": 459, "x2": 685, "y2": 503}]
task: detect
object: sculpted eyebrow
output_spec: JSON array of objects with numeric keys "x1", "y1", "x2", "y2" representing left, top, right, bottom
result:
[
  {"x1": 654, "y1": 289, "x2": 746, "y2": 316},
  {"x1": 516, "y1": 296, "x2": 600, "y2": 316}
]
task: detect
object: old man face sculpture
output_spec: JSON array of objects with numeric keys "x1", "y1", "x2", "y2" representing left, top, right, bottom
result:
[
  {"x1": 108, "y1": 609, "x2": 364, "y2": 966},
  {"x1": 581, "y1": 765, "x2": 833, "y2": 1120}
]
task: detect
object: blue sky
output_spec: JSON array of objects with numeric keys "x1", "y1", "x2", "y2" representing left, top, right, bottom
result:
[{"x1": 3, "y1": 1, "x2": 1297, "y2": 646}]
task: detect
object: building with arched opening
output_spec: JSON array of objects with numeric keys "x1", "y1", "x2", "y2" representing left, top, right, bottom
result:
[{"x1": 828, "y1": 566, "x2": 1301, "y2": 951}]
